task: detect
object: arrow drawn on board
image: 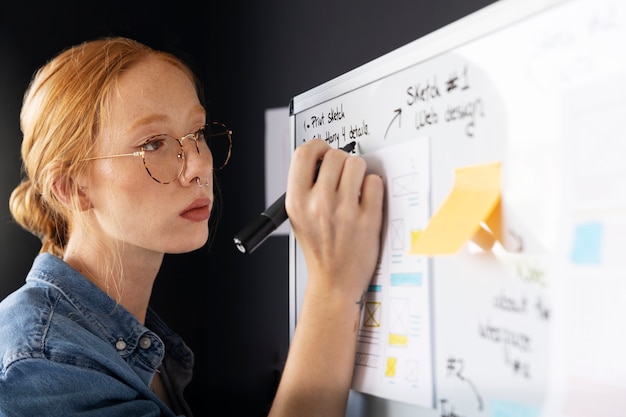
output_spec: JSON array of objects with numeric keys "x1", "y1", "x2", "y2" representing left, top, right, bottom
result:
[{"x1": 384, "y1": 108, "x2": 402, "y2": 139}]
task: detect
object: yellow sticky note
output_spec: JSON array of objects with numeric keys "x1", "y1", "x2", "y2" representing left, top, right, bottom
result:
[
  {"x1": 385, "y1": 357, "x2": 397, "y2": 377},
  {"x1": 410, "y1": 161, "x2": 501, "y2": 255}
]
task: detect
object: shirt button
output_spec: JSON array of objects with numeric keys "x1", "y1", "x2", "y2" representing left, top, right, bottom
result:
[
  {"x1": 139, "y1": 336, "x2": 152, "y2": 349},
  {"x1": 115, "y1": 339, "x2": 127, "y2": 351}
]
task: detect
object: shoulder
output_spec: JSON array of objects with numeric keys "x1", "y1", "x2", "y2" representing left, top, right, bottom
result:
[
  {"x1": 0, "y1": 356, "x2": 165, "y2": 417},
  {"x1": 0, "y1": 280, "x2": 59, "y2": 355},
  {"x1": 0, "y1": 253, "x2": 127, "y2": 368},
  {"x1": 0, "y1": 285, "x2": 169, "y2": 416},
  {"x1": 0, "y1": 280, "x2": 112, "y2": 373}
]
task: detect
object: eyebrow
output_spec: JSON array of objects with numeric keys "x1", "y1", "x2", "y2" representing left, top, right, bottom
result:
[
  {"x1": 128, "y1": 106, "x2": 207, "y2": 133},
  {"x1": 129, "y1": 115, "x2": 169, "y2": 130}
]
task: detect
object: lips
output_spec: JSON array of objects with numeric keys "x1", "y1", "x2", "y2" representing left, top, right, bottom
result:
[{"x1": 180, "y1": 198, "x2": 211, "y2": 222}]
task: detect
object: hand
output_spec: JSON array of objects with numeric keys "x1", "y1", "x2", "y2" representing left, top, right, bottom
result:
[
  {"x1": 273, "y1": 139, "x2": 384, "y2": 417},
  {"x1": 285, "y1": 139, "x2": 384, "y2": 300}
]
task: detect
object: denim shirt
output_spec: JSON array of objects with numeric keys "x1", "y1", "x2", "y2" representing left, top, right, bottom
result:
[{"x1": 0, "y1": 253, "x2": 195, "y2": 417}]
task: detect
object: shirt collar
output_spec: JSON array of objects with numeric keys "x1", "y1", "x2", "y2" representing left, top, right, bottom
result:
[{"x1": 26, "y1": 252, "x2": 153, "y2": 350}]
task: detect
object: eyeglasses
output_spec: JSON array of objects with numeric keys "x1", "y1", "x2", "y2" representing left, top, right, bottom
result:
[{"x1": 81, "y1": 121, "x2": 232, "y2": 184}]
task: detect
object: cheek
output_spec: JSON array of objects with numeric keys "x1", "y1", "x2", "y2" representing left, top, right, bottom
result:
[
  {"x1": 110, "y1": 175, "x2": 165, "y2": 220},
  {"x1": 90, "y1": 161, "x2": 167, "y2": 228},
  {"x1": 92, "y1": 158, "x2": 162, "y2": 197},
  {"x1": 94, "y1": 157, "x2": 146, "y2": 182}
]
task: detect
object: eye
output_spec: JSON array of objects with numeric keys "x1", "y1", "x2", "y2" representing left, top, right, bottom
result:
[
  {"x1": 141, "y1": 135, "x2": 170, "y2": 152},
  {"x1": 195, "y1": 126, "x2": 208, "y2": 143}
]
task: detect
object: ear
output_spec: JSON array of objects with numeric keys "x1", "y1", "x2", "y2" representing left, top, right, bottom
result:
[{"x1": 52, "y1": 174, "x2": 92, "y2": 211}]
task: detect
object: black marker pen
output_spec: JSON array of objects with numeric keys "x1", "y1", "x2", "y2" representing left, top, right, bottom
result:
[{"x1": 233, "y1": 141, "x2": 358, "y2": 254}]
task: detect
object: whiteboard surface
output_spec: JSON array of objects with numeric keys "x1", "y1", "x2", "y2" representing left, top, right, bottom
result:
[{"x1": 289, "y1": 0, "x2": 626, "y2": 416}]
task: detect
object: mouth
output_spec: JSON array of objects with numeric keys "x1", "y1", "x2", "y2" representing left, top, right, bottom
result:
[{"x1": 180, "y1": 198, "x2": 211, "y2": 222}]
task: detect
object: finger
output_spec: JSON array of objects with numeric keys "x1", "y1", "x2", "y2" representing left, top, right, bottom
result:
[
  {"x1": 337, "y1": 156, "x2": 367, "y2": 202},
  {"x1": 287, "y1": 139, "x2": 330, "y2": 197},
  {"x1": 359, "y1": 174, "x2": 385, "y2": 214},
  {"x1": 314, "y1": 149, "x2": 349, "y2": 191}
]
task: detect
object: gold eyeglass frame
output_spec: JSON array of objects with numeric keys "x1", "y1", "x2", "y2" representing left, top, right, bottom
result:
[{"x1": 80, "y1": 121, "x2": 232, "y2": 184}]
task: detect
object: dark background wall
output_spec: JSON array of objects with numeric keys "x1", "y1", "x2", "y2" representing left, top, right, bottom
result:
[{"x1": 0, "y1": 1, "x2": 496, "y2": 416}]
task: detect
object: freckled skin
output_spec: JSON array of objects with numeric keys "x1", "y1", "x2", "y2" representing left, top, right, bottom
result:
[{"x1": 85, "y1": 56, "x2": 212, "y2": 255}]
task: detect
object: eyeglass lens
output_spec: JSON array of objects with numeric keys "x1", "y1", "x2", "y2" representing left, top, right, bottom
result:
[
  {"x1": 205, "y1": 123, "x2": 232, "y2": 171},
  {"x1": 142, "y1": 123, "x2": 232, "y2": 184}
]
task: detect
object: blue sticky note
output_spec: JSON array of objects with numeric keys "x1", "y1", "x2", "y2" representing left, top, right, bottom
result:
[
  {"x1": 390, "y1": 272, "x2": 423, "y2": 286},
  {"x1": 570, "y1": 222, "x2": 603, "y2": 265},
  {"x1": 489, "y1": 400, "x2": 540, "y2": 417}
]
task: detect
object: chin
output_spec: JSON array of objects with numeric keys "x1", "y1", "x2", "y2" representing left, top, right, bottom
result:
[{"x1": 167, "y1": 233, "x2": 210, "y2": 254}]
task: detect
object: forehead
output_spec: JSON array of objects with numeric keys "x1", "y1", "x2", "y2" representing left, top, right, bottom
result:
[{"x1": 109, "y1": 56, "x2": 201, "y2": 125}]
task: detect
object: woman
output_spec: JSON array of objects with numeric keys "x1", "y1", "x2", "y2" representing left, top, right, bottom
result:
[{"x1": 0, "y1": 37, "x2": 383, "y2": 416}]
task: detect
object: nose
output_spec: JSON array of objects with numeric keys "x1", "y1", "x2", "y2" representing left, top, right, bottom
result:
[{"x1": 178, "y1": 138, "x2": 213, "y2": 187}]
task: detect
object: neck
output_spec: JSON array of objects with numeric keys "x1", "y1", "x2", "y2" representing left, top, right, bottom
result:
[{"x1": 63, "y1": 239, "x2": 164, "y2": 324}]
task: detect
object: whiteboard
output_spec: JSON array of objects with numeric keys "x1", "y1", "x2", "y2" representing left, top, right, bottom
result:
[{"x1": 288, "y1": 0, "x2": 626, "y2": 416}]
